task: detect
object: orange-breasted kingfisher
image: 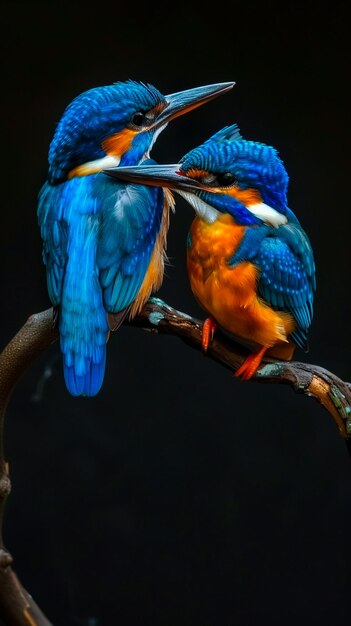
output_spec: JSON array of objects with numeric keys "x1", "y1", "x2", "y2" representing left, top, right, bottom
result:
[
  {"x1": 105, "y1": 124, "x2": 316, "y2": 380},
  {"x1": 38, "y1": 80, "x2": 234, "y2": 396}
]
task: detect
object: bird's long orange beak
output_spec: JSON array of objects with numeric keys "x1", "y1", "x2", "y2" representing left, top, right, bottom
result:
[{"x1": 153, "y1": 81, "x2": 235, "y2": 127}]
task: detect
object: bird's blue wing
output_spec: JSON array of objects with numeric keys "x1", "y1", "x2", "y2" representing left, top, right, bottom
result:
[
  {"x1": 37, "y1": 182, "x2": 68, "y2": 305},
  {"x1": 95, "y1": 174, "x2": 164, "y2": 313},
  {"x1": 254, "y1": 223, "x2": 315, "y2": 349}
]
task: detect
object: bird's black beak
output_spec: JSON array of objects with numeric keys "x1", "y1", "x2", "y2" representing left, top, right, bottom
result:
[
  {"x1": 153, "y1": 81, "x2": 235, "y2": 127},
  {"x1": 104, "y1": 163, "x2": 204, "y2": 193}
]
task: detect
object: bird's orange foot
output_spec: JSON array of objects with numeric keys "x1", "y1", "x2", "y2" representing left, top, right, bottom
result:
[
  {"x1": 234, "y1": 346, "x2": 267, "y2": 381},
  {"x1": 202, "y1": 317, "x2": 217, "y2": 352}
]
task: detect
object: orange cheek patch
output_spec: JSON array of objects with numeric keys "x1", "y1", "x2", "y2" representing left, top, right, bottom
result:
[
  {"x1": 102, "y1": 129, "x2": 138, "y2": 157},
  {"x1": 226, "y1": 187, "x2": 262, "y2": 206}
]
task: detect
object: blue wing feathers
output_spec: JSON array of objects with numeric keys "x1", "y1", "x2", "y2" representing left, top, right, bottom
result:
[
  {"x1": 97, "y1": 181, "x2": 163, "y2": 313},
  {"x1": 38, "y1": 171, "x2": 163, "y2": 396},
  {"x1": 255, "y1": 224, "x2": 315, "y2": 349},
  {"x1": 38, "y1": 182, "x2": 68, "y2": 305},
  {"x1": 229, "y1": 221, "x2": 315, "y2": 350},
  {"x1": 278, "y1": 222, "x2": 316, "y2": 281},
  {"x1": 38, "y1": 176, "x2": 109, "y2": 396}
]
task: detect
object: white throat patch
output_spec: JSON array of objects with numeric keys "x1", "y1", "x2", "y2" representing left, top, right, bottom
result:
[
  {"x1": 177, "y1": 191, "x2": 220, "y2": 223},
  {"x1": 247, "y1": 202, "x2": 287, "y2": 227},
  {"x1": 69, "y1": 154, "x2": 121, "y2": 178}
]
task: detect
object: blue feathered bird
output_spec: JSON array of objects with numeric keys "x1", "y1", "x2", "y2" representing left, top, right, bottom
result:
[
  {"x1": 105, "y1": 123, "x2": 316, "y2": 379},
  {"x1": 38, "y1": 80, "x2": 234, "y2": 395}
]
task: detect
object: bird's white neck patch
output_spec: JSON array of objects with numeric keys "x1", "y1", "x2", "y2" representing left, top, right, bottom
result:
[
  {"x1": 247, "y1": 202, "x2": 287, "y2": 227},
  {"x1": 177, "y1": 191, "x2": 220, "y2": 223},
  {"x1": 175, "y1": 193, "x2": 287, "y2": 228},
  {"x1": 69, "y1": 155, "x2": 121, "y2": 178}
]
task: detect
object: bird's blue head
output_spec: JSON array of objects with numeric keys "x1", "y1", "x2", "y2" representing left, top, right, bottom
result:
[
  {"x1": 104, "y1": 124, "x2": 291, "y2": 227},
  {"x1": 47, "y1": 80, "x2": 235, "y2": 184}
]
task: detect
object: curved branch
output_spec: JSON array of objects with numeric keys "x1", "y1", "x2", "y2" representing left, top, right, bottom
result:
[
  {"x1": 1, "y1": 298, "x2": 351, "y2": 623},
  {"x1": 128, "y1": 298, "x2": 351, "y2": 440},
  {"x1": 0, "y1": 310, "x2": 56, "y2": 626}
]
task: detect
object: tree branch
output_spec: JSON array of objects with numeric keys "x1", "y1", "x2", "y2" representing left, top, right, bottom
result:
[
  {"x1": 128, "y1": 298, "x2": 351, "y2": 440},
  {"x1": 0, "y1": 310, "x2": 56, "y2": 626},
  {"x1": 1, "y1": 297, "x2": 351, "y2": 624}
]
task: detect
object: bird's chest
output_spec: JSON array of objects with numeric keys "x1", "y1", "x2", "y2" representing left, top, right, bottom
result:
[
  {"x1": 187, "y1": 215, "x2": 259, "y2": 316},
  {"x1": 187, "y1": 214, "x2": 246, "y2": 282}
]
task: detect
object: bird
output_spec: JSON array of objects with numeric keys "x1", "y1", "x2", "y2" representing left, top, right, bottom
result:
[
  {"x1": 105, "y1": 123, "x2": 316, "y2": 380},
  {"x1": 38, "y1": 80, "x2": 235, "y2": 396}
]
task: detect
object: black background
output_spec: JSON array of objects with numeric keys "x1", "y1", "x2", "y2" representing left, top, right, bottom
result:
[{"x1": 1, "y1": 3, "x2": 351, "y2": 625}]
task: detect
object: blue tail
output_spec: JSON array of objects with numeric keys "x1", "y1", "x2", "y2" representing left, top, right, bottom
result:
[{"x1": 59, "y1": 219, "x2": 109, "y2": 396}]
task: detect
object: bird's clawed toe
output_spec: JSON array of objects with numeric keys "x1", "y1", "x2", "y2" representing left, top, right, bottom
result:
[
  {"x1": 234, "y1": 346, "x2": 267, "y2": 381},
  {"x1": 201, "y1": 317, "x2": 217, "y2": 352}
]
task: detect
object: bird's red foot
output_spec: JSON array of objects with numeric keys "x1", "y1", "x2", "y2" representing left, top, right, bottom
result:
[
  {"x1": 202, "y1": 317, "x2": 217, "y2": 352},
  {"x1": 234, "y1": 346, "x2": 267, "y2": 381}
]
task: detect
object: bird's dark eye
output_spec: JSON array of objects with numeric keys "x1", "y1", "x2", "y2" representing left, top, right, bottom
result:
[
  {"x1": 199, "y1": 171, "x2": 237, "y2": 187},
  {"x1": 131, "y1": 112, "x2": 146, "y2": 127},
  {"x1": 216, "y1": 172, "x2": 237, "y2": 186}
]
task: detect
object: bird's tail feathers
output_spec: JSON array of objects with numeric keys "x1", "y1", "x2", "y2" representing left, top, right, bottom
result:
[{"x1": 60, "y1": 274, "x2": 109, "y2": 396}]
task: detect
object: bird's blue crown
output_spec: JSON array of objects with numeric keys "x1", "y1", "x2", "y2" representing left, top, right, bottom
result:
[
  {"x1": 180, "y1": 124, "x2": 289, "y2": 211},
  {"x1": 48, "y1": 81, "x2": 165, "y2": 184}
]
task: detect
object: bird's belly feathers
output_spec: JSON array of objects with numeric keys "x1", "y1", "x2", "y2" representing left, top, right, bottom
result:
[{"x1": 187, "y1": 216, "x2": 295, "y2": 348}]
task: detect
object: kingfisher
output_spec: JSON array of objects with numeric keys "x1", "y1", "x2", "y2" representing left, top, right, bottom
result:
[
  {"x1": 38, "y1": 80, "x2": 234, "y2": 396},
  {"x1": 105, "y1": 124, "x2": 316, "y2": 380}
]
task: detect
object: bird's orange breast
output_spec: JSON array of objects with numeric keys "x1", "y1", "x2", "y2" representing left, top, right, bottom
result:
[{"x1": 187, "y1": 214, "x2": 295, "y2": 350}]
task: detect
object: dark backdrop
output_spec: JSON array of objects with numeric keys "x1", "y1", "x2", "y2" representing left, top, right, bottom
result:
[{"x1": 1, "y1": 3, "x2": 351, "y2": 625}]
